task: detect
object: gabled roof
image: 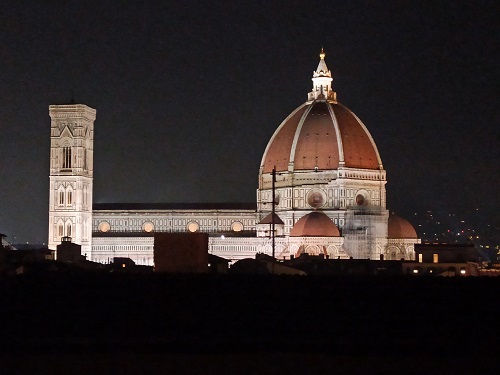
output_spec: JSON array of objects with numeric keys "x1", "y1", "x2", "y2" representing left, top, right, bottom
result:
[
  {"x1": 92, "y1": 232, "x2": 154, "y2": 237},
  {"x1": 258, "y1": 213, "x2": 284, "y2": 225},
  {"x1": 93, "y1": 202, "x2": 256, "y2": 211}
]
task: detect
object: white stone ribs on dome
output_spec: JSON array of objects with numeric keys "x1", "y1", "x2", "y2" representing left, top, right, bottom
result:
[
  {"x1": 259, "y1": 103, "x2": 308, "y2": 173},
  {"x1": 327, "y1": 102, "x2": 345, "y2": 166},
  {"x1": 337, "y1": 102, "x2": 384, "y2": 169},
  {"x1": 288, "y1": 104, "x2": 314, "y2": 172}
]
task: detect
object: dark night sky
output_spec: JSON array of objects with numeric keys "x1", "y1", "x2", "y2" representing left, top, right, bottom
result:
[{"x1": 0, "y1": 1, "x2": 498, "y2": 244}]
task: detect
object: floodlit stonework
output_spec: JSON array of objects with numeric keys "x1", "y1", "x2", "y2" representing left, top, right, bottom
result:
[
  {"x1": 48, "y1": 104, "x2": 95, "y2": 257},
  {"x1": 48, "y1": 52, "x2": 419, "y2": 265}
]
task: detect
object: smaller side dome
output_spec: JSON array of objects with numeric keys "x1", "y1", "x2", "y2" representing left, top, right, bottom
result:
[
  {"x1": 290, "y1": 211, "x2": 340, "y2": 237},
  {"x1": 388, "y1": 214, "x2": 418, "y2": 239}
]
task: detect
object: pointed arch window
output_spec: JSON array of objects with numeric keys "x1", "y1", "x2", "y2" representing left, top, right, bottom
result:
[
  {"x1": 66, "y1": 222, "x2": 72, "y2": 237},
  {"x1": 59, "y1": 190, "x2": 65, "y2": 206},
  {"x1": 58, "y1": 223, "x2": 64, "y2": 237},
  {"x1": 67, "y1": 190, "x2": 72, "y2": 205}
]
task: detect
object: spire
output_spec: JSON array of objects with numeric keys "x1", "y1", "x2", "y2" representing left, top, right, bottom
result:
[
  {"x1": 308, "y1": 49, "x2": 336, "y2": 102},
  {"x1": 315, "y1": 47, "x2": 329, "y2": 77}
]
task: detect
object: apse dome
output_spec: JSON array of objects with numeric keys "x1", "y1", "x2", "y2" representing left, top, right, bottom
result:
[
  {"x1": 388, "y1": 214, "x2": 418, "y2": 239},
  {"x1": 260, "y1": 50, "x2": 383, "y2": 175},
  {"x1": 290, "y1": 211, "x2": 340, "y2": 237}
]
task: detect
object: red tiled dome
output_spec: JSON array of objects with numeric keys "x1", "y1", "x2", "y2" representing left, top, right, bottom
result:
[
  {"x1": 261, "y1": 101, "x2": 382, "y2": 174},
  {"x1": 290, "y1": 211, "x2": 340, "y2": 237},
  {"x1": 388, "y1": 214, "x2": 418, "y2": 239}
]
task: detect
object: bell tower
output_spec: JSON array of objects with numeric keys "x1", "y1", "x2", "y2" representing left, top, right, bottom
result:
[{"x1": 48, "y1": 104, "x2": 96, "y2": 258}]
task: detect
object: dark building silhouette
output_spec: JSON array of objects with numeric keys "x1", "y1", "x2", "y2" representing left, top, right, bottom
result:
[
  {"x1": 154, "y1": 232, "x2": 209, "y2": 273},
  {"x1": 415, "y1": 243, "x2": 480, "y2": 263},
  {"x1": 208, "y1": 253, "x2": 230, "y2": 274},
  {"x1": 404, "y1": 243, "x2": 481, "y2": 276},
  {"x1": 57, "y1": 236, "x2": 85, "y2": 263}
]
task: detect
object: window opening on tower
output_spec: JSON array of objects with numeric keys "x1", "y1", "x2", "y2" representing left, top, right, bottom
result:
[{"x1": 62, "y1": 146, "x2": 72, "y2": 169}]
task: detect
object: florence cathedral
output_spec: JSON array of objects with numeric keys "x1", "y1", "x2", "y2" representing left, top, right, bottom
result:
[{"x1": 48, "y1": 51, "x2": 420, "y2": 265}]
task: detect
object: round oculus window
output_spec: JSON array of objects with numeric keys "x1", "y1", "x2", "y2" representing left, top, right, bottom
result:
[
  {"x1": 187, "y1": 222, "x2": 199, "y2": 232},
  {"x1": 355, "y1": 194, "x2": 366, "y2": 206},
  {"x1": 307, "y1": 190, "x2": 325, "y2": 208},
  {"x1": 98, "y1": 221, "x2": 110, "y2": 233},
  {"x1": 231, "y1": 221, "x2": 243, "y2": 232},
  {"x1": 143, "y1": 222, "x2": 154, "y2": 233}
]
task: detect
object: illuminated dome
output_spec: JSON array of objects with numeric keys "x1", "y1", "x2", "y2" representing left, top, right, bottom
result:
[
  {"x1": 290, "y1": 211, "x2": 340, "y2": 237},
  {"x1": 260, "y1": 51, "x2": 383, "y2": 174},
  {"x1": 388, "y1": 214, "x2": 418, "y2": 239}
]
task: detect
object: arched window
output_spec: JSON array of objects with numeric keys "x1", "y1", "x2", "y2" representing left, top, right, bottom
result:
[
  {"x1": 67, "y1": 190, "x2": 72, "y2": 205},
  {"x1": 66, "y1": 223, "x2": 72, "y2": 237},
  {"x1": 58, "y1": 223, "x2": 64, "y2": 237},
  {"x1": 59, "y1": 190, "x2": 65, "y2": 206}
]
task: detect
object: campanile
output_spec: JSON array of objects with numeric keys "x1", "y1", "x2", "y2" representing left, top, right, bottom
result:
[{"x1": 48, "y1": 104, "x2": 96, "y2": 258}]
